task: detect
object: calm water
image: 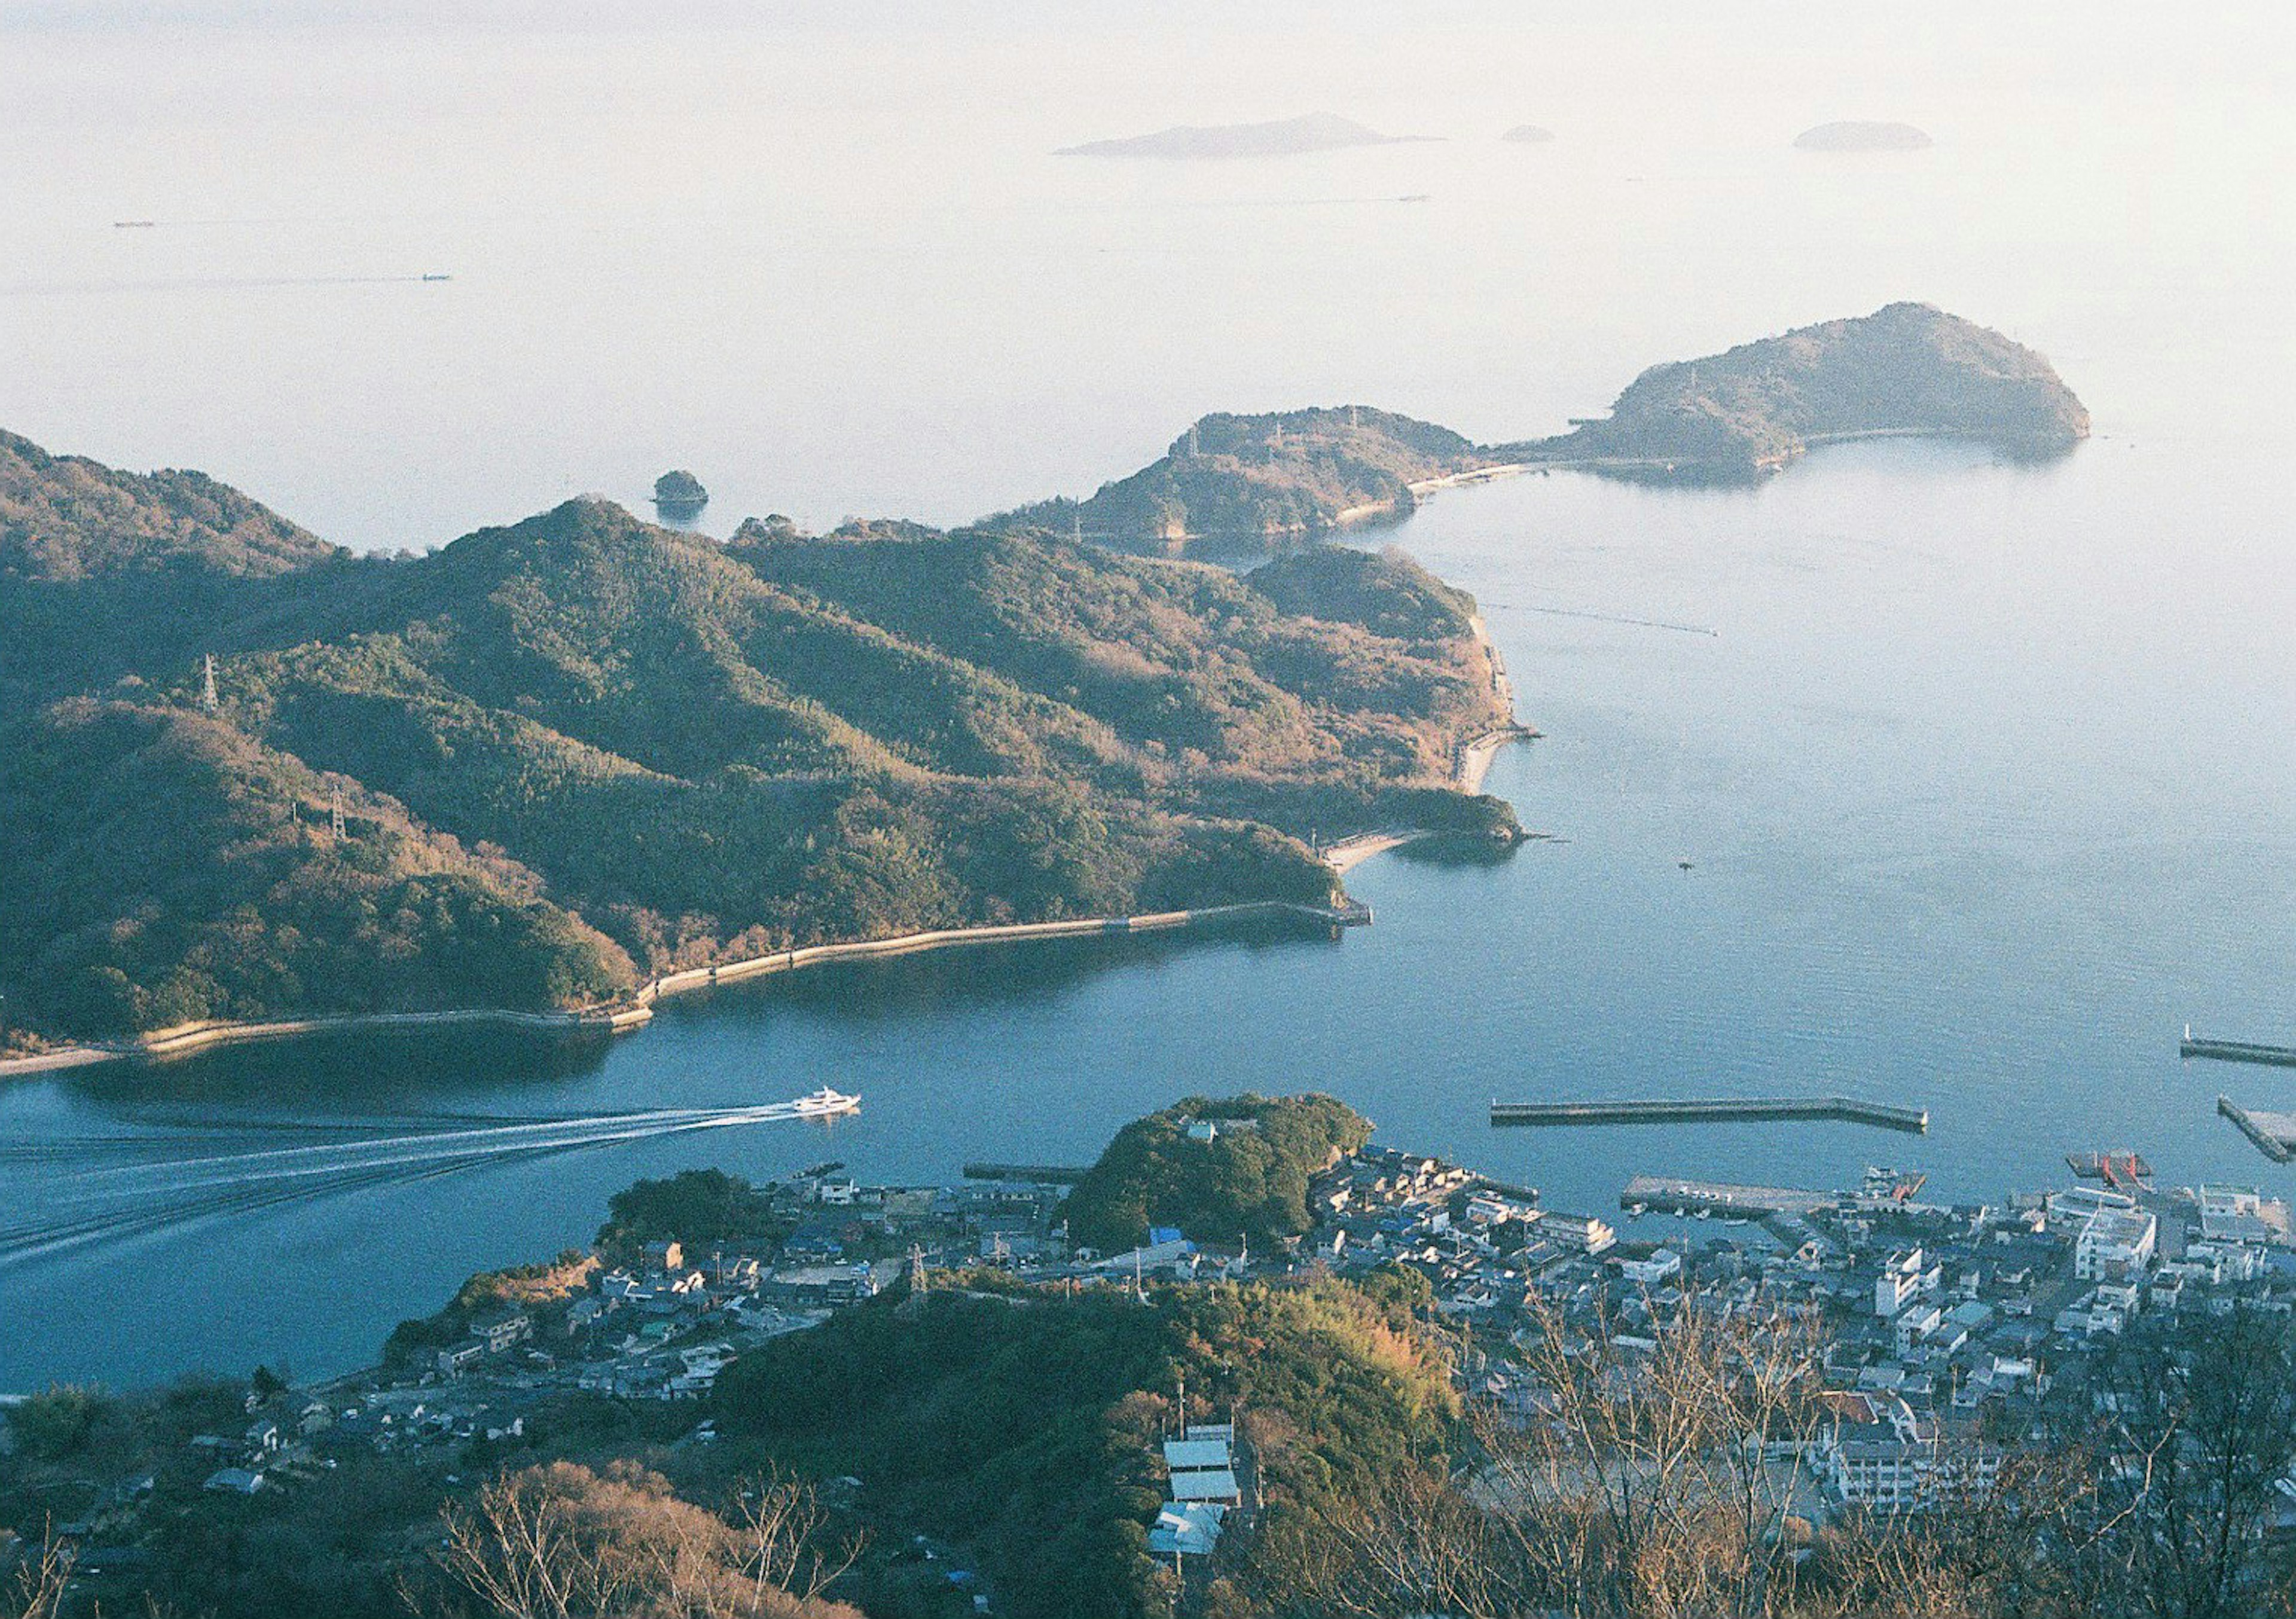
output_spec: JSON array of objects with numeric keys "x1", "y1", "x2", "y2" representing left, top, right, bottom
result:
[{"x1": 1, "y1": 5, "x2": 2293, "y2": 1388}]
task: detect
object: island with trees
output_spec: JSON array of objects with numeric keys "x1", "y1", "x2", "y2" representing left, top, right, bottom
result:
[
  {"x1": 1502, "y1": 301, "x2": 2090, "y2": 481},
  {"x1": 651, "y1": 469, "x2": 710, "y2": 520}
]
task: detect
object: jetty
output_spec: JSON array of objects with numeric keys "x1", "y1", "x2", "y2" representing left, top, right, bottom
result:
[
  {"x1": 963, "y1": 1162, "x2": 1091, "y2": 1186},
  {"x1": 1619, "y1": 1176, "x2": 1834, "y2": 1218},
  {"x1": 2218, "y1": 1096, "x2": 2296, "y2": 1164},
  {"x1": 1492, "y1": 1095, "x2": 1928, "y2": 1134},
  {"x1": 2182, "y1": 1027, "x2": 2296, "y2": 1068}
]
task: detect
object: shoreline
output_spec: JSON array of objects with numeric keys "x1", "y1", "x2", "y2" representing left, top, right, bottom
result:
[
  {"x1": 0, "y1": 899, "x2": 1366, "y2": 1081},
  {"x1": 3, "y1": 545, "x2": 1536, "y2": 1086}
]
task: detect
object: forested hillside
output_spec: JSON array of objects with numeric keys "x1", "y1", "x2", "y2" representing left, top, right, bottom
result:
[{"x1": 0, "y1": 439, "x2": 1516, "y2": 1041}]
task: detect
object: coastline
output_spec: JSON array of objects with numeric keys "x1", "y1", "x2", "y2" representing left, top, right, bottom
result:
[
  {"x1": 0, "y1": 899, "x2": 1366, "y2": 1081},
  {"x1": 1, "y1": 583, "x2": 1533, "y2": 1086}
]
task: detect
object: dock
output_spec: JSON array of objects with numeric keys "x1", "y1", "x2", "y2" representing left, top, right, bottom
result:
[
  {"x1": 2182, "y1": 1030, "x2": 2296, "y2": 1068},
  {"x1": 1619, "y1": 1176, "x2": 1836, "y2": 1218},
  {"x1": 1492, "y1": 1095, "x2": 1928, "y2": 1134},
  {"x1": 962, "y1": 1162, "x2": 1091, "y2": 1186},
  {"x1": 2217, "y1": 1097, "x2": 2296, "y2": 1165}
]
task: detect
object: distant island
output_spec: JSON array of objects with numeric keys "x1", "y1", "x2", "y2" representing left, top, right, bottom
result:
[
  {"x1": 0, "y1": 439, "x2": 1519, "y2": 1049},
  {"x1": 650, "y1": 468, "x2": 708, "y2": 520},
  {"x1": 1501, "y1": 124, "x2": 1556, "y2": 145},
  {"x1": 1055, "y1": 112, "x2": 1429, "y2": 160},
  {"x1": 1500, "y1": 303, "x2": 2089, "y2": 481},
  {"x1": 985, "y1": 306, "x2": 2089, "y2": 554},
  {"x1": 1793, "y1": 121, "x2": 1934, "y2": 152}
]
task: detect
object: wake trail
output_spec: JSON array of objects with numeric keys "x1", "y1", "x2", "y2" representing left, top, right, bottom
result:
[{"x1": 0, "y1": 1103, "x2": 831, "y2": 1265}]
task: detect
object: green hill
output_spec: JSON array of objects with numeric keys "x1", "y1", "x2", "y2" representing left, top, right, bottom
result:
[
  {"x1": 713, "y1": 1274, "x2": 1451, "y2": 1619},
  {"x1": 0, "y1": 442, "x2": 1516, "y2": 1043},
  {"x1": 1507, "y1": 302, "x2": 2089, "y2": 479},
  {"x1": 1061, "y1": 1093, "x2": 1374, "y2": 1251},
  {"x1": 983, "y1": 407, "x2": 1485, "y2": 554}
]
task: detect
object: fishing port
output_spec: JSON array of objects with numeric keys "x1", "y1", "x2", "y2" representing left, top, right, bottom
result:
[{"x1": 1492, "y1": 1095, "x2": 1929, "y2": 1133}]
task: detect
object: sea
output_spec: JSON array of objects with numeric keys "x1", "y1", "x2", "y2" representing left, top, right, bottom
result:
[{"x1": 1, "y1": 2, "x2": 2291, "y2": 1389}]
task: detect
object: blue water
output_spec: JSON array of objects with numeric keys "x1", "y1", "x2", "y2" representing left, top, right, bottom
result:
[
  {"x1": 4, "y1": 3, "x2": 2295, "y2": 1389},
  {"x1": 4, "y1": 429, "x2": 2292, "y2": 1391}
]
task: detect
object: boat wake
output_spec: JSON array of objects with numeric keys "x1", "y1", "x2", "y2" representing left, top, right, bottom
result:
[{"x1": 0, "y1": 1096, "x2": 855, "y2": 1266}]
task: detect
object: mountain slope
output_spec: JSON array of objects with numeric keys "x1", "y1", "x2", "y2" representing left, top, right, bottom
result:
[{"x1": 0, "y1": 465, "x2": 1515, "y2": 1040}]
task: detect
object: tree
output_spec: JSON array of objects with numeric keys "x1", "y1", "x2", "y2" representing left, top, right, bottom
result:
[
  {"x1": 430, "y1": 1461, "x2": 862, "y2": 1619},
  {"x1": 2056, "y1": 1310, "x2": 2296, "y2": 1619}
]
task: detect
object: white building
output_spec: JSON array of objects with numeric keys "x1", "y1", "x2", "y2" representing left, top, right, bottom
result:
[
  {"x1": 1874, "y1": 1248, "x2": 1936, "y2": 1318},
  {"x1": 2075, "y1": 1208, "x2": 2157, "y2": 1282},
  {"x1": 1617, "y1": 1248, "x2": 1682, "y2": 1287},
  {"x1": 1540, "y1": 1212, "x2": 1616, "y2": 1256},
  {"x1": 1821, "y1": 1422, "x2": 2001, "y2": 1511}
]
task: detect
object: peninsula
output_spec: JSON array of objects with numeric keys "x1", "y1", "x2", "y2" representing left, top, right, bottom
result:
[
  {"x1": 0, "y1": 439, "x2": 1518, "y2": 1053},
  {"x1": 986, "y1": 306, "x2": 2089, "y2": 554}
]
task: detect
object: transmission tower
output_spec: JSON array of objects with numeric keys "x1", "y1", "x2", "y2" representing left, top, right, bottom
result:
[
  {"x1": 201, "y1": 653, "x2": 219, "y2": 713},
  {"x1": 329, "y1": 785, "x2": 346, "y2": 841}
]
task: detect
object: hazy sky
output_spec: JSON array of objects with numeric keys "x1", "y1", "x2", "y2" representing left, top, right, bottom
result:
[{"x1": 2, "y1": 2, "x2": 2289, "y2": 545}]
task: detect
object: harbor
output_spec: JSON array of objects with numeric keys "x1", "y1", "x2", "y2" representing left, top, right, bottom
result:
[
  {"x1": 1492, "y1": 1095, "x2": 1929, "y2": 1134},
  {"x1": 1617, "y1": 1175, "x2": 1836, "y2": 1218}
]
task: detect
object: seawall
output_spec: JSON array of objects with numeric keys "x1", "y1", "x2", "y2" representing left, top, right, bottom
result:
[{"x1": 2, "y1": 899, "x2": 1358, "y2": 1079}]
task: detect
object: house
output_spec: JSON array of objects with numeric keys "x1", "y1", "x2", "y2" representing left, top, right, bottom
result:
[
  {"x1": 1148, "y1": 1501, "x2": 1228, "y2": 1556},
  {"x1": 433, "y1": 1340, "x2": 486, "y2": 1376},
  {"x1": 642, "y1": 1240, "x2": 685, "y2": 1273},
  {"x1": 1618, "y1": 1248, "x2": 1682, "y2": 1287},
  {"x1": 1169, "y1": 1468, "x2": 1242, "y2": 1504},
  {"x1": 469, "y1": 1308, "x2": 536, "y2": 1355},
  {"x1": 203, "y1": 1468, "x2": 265, "y2": 1496}
]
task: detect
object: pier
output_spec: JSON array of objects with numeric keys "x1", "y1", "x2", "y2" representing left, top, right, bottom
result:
[
  {"x1": 2217, "y1": 1097, "x2": 2296, "y2": 1164},
  {"x1": 963, "y1": 1162, "x2": 1091, "y2": 1186},
  {"x1": 1619, "y1": 1176, "x2": 1835, "y2": 1218},
  {"x1": 2182, "y1": 1028, "x2": 2296, "y2": 1068},
  {"x1": 1492, "y1": 1095, "x2": 1928, "y2": 1134}
]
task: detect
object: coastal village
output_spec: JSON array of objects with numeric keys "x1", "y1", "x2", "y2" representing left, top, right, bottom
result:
[{"x1": 19, "y1": 1100, "x2": 2296, "y2": 1609}]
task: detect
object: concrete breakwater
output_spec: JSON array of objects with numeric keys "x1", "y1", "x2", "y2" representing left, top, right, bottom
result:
[
  {"x1": 1493, "y1": 1095, "x2": 1930, "y2": 1134},
  {"x1": 2182, "y1": 1033, "x2": 2296, "y2": 1068},
  {"x1": 2218, "y1": 1096, "x2": 2296, "y2": 1163},
  {"x1": 4, "y1": 899, "x2": 1358, "y2": 1079},
  {"x1": 631, "y1": 899, "x2": 1360, "y2": 1006}
]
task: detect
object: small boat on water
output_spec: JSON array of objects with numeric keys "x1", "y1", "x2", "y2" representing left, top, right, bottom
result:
[
  {"x1": 791, "y1": 1087, "x2": 860, "y2": 1119},
  {"x1": 420, "y1": 273, "x2": 453, "y2": 282}
]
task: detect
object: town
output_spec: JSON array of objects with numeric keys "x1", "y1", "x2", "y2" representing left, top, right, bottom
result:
[{"x1": 17, "y1": 1101, "x2": 2296, "y2": 1606}]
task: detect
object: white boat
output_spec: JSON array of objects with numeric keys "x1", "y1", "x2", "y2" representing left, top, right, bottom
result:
[{"x1": 790, "y1": 1087, "x2": 860, "y2": 1119}]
